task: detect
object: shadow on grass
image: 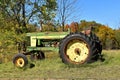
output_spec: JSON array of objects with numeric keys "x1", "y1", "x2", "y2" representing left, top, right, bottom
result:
[
  {"x1": 64, "y1": 55, "x2": 107, "y2": 69},
  {"x1": 14, "y1": 63, "x2": 35, "y2": 71},
  {"x1": 29, "y1": 63, "x2": 35, "y2": 68},
  {"x1": 63, "y1": 61, "x2": 104, "y2": 69}
]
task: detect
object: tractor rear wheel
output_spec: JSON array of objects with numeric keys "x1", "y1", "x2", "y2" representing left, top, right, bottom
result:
[
  {"x1": 13, "y1": 53, "x2": 28, "y2": 68},
  {"x1": 59, "y1": 32, "x2": 95, "y2": 64},
  {"x1": 89, "y1": 33, "x2": 103, "y2": 61},
  {"x1": 30, "y1": 51, "x2": 45, "y2": 61}
]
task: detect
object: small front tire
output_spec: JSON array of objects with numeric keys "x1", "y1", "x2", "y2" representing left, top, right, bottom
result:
[{"x1": 13, "y1": 53, "x2": 28, "y2": 68}]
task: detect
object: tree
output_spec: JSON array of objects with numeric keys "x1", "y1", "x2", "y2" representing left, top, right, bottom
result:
[
  {"x1": 39, "y1": 0, "x2": 57, "y2": 30},
  {"x1": 114, "y1": 30, "x2": 120, "y2": 49},
  {"x1": 0, "y1": 11, "x2": 25, "y2": 55},
  {"x1": 96, "y1": 25, "x2": 115, "y2": 49},
  {"x1": 79, "y1": 20, "x2": 102, "y2": 32},
  {"x1": 56, "y1": 0, "x2": 79, "y2": 31},
  {"x1": 0, "y1": 0, "x2": 57, "y2": 33},
  {"x1": 0, "y1": 0, "x2": 27, "y2": 33}
]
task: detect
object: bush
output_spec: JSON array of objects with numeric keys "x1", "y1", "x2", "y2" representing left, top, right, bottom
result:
[{"x1": 0, "y1": 29, "x2": 26, "y2": 63}]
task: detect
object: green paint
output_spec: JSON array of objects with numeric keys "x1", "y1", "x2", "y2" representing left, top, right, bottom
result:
[{"x1": 26, "y1": 31, "x2": 69, "y2": 52}]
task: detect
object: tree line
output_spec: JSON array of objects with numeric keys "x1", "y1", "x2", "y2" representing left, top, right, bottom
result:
[{"x1": 0, "y1": 0, "x2": 120, "y2": 50}]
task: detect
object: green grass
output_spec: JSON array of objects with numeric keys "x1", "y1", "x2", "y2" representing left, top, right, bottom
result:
[{"x1": 0, "y1": 50, "x2": 120, "y2": 80}]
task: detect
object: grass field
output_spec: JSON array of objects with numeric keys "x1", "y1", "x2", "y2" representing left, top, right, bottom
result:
[{"x1": 0, "y1": 50, "x2": 120, "y2": 80}]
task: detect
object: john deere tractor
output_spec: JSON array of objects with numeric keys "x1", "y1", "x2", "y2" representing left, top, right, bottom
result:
[{"x1": 13, "y1": 23, "x2": 104, "y2": 68}]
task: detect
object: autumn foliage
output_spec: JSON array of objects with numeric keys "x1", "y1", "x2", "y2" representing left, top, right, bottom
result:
[
  {"x1": 65, "y1": 22, "x2": 79, "y2": 32},
  {"x1": 96, "y1": 25, "x2": 115, "y2": 49},
  {"x1": 64, "y1": 21, "x2": 120, "y2": 49}
]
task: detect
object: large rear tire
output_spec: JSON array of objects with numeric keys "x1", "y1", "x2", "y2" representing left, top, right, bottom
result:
[
  {"x1": 59, "y1": 32, "x2": 96, "y2": 64},
  {"x1": 90, "y1": 33, "x2": 103, "y2": 61}
]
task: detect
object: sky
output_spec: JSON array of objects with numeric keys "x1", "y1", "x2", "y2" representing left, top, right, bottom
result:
[{"x1": 73, "y1": 0, "x2": 120, "y2": 29}]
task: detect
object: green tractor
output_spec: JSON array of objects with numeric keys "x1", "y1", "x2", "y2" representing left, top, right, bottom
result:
[{"x1": 13, "y1": 23, "x2": 104, "y2": 68}]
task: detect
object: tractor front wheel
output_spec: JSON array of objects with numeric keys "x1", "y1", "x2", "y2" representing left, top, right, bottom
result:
[{"x1": 13, "y1": 53, "x2": 28, "y2": 68}]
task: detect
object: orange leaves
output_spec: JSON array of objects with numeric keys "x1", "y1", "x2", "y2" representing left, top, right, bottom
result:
[
  {"x1": 97, "y1": 25, "x2": 114, "y2": 41},
  {"x1": 65, "y1": 22, "x2": 79, "y2": 33}
]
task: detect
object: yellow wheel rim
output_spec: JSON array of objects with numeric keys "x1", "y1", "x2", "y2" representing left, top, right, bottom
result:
[
  {"x1": 15, "y1": 58, "x2": 25, "y2": 67},
  {"x1": 66, "y1": 39, "x2": 89, "y2": 63}
]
